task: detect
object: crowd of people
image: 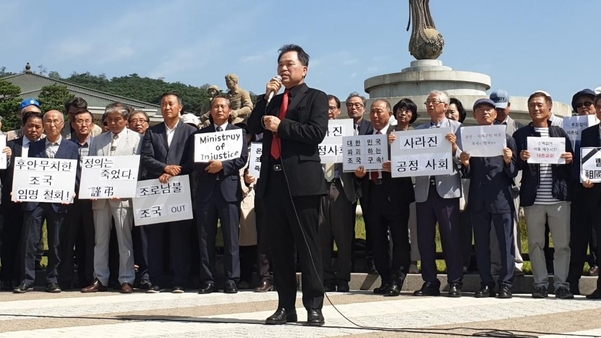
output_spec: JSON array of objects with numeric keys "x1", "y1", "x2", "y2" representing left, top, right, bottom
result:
[{"x1": 1, "y1": 47, "x2": 601, "y2": 324}]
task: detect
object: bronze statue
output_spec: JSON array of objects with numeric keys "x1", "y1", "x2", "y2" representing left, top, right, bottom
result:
[
  {"x1": 200, "y1": 85, "x2": 220, "y2": 123},
  {"x1": 200, "y1": 74, "x2": 253, "y2": 126},
  {"x1": 407, "y1": 0, "x2": 444, "y2": 60}
]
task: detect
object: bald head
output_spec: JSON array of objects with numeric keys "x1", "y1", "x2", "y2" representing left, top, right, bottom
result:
[{"x1": 43, "y1": 110, "x2": 65, "y2": 140}]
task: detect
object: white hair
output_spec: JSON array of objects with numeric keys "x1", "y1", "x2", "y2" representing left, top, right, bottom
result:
[{"x1": 429, "y1": 90, "x2": 449, "y2": 104}]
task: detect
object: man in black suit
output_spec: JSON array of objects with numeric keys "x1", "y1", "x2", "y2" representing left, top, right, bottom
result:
[
  {"x1": 459, "y1": 99, "x2": 517, "y2": 299},
  {"x1": 580, "y1": 93, "x2": 601, "y2": 299},
  {"x1": 345, "y1": 92, "x2": 375, "y2": 274},
  {"x1": 183, "y1": 95, "x2": 248, "y2": 295},
  {"x1": 247, "y1": 44, "x2": 328, "y2": 326},
  {"x1": 15, "y1": 110, "x2": 79, "y2": 293},
  {"x1": 358, "y1": 99, "x2": 414, "y2": 297},
  {"x1": 141, "y1": 93, "x2": 197, "y2": 293},
  {"x1": 319, "y1": 94, "x2": 361, "y2": 293},
  {"x1": 0, "y1": 111, "x2": 44, "y2": 290}
]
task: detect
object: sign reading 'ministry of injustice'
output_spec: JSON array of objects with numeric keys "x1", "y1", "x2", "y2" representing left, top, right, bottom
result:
[{"x1": 194, "y1": 129, "x2": 244, "y2": 163}]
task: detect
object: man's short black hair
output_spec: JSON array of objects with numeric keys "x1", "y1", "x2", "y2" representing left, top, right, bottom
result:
[
  {"x1": 64, "y1": 97, "x2": 88, "y2": 114},
  {"x1": 22, "y1": 111, "x2": 43, "y2": 126},
  {"x1": 278, "y1": 44, "x2": 310, "y2": 66},
  {"x1": 327, "y1": 95, "x2": 340, "y2": 109}
]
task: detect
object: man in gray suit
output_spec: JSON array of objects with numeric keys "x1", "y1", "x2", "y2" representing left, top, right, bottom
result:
[
  {"x1": 319, "y1": 94, "x2": 361, "y2": 293},
  {"x1": 81, "y1": 102, "x2": 142, "y2": 294},
  {"x1": 413, "y1": 90, "x2": 464, "y2": 297}
]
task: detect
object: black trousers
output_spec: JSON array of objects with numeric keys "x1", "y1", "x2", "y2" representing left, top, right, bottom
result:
[
  {"x1": 319, "y1": 179, "x2": 355, "y2": 282},
  {"x1": 146, "y1": 220, "x2": 191, "y2": 287},
  {"x1": 22, "y1": 204, "x2": 65, "y2": 284},
  {"x1": 472, "y1": 209, "x2": 515, "y2": 287},
  {"x1": 132, "y1": 225, "x2": 149, "y2": 282},
  {"x1": 365, "y1": 182, "x2": 410, "y2": 284},
  {"x1": 59, "y1": 199, "x2": 95, "y2": 286},
  {"x1": 196, "y1": 186, "x2": 241, "y2": 283},
  {"x1": 254, "y1": 196, "x2": 272, "y2": 281},
  {"x1": 264, "y1": 168, "x2": 323, "y2": 311},
  {"x1": 568, "y1": 185, "x2": 598, "y2": 289},
  {"x1": 0, "y1": 203, "x2": 24, "y2": 283}
]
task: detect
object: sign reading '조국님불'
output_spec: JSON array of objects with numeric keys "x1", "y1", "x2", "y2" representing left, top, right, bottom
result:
[
  {"x1": 194, "y1": 129, "x2": 243, "y2": 163},
  {"x1": 132, "y1": 175, "x2": 193, "y2": 226},
  {"x1": 390, "y1": 128, "x2": 453, "y2": 177},
  {"x1": 12, "y1": 157, "x2": 77, "y2": 203}
]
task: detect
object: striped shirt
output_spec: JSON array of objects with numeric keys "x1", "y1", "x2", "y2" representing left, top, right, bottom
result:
[{"x1": 534, "y1": 127, "x2": 559, "y2": 204}]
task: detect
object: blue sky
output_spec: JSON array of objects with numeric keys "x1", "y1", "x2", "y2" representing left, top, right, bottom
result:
[{"x1": 0, "y1": 0, "x2": 599, "y2": 106}]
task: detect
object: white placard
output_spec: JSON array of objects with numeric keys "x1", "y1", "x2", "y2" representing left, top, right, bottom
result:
[
  {"x1": 527, "y1": 137, "x2": 566, "y2": 164},
  {"x1": 460, "y1": 125, "x2": 506, "y2": 157},
  {"x1": 79, "y1": 155, "x2": 140, "y2": 199},
  {"x1": 563, "y1": 115, "x2": 599, "y2": 149},
  {"x1": 390, "y1": 128, "x2": 453, "y2": 177},
  {"x1": 342, "y1": 134, "x2": 388, "y2": 172},
  {"x1": 132, "y1": 175, "x2": 193, "y2": 226},
  {"x1": 0, "y1": 135, "x2": 6, "y2": 169},
  {"x1": 194, "y1": 129, "x2": 243, "y2": 163},
  {"x1": 580, "y1": 147, "x2": 601, "y2": 183},
  {"x1": 249, "y1": 142, "x2": 262, "y2": 179},
  {"x1": 319, "y1": 119, "x2": 353, "y2": 163},
  {"x1": 11, "y1": 157, "x2": 77, "y2": 203}
]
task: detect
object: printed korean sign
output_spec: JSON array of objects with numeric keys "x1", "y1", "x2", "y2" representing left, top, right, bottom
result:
[
  {"x1": 563, "y1": 115, "x2": 599, "y2": 149},
  {"x1": 79, "y1": 155, "x2": 140, "y2": 199},
  {"x1": 194, "y1": 129, "x2": 243, "y2": 163},
  {"x1": 248, "y1": 142, "x2": 262, "y2": 179},
  {"x1": 526, "y1": 137, "x2": 566, "y2": 164},
  {"x1": 460, "y1": 125, "x2": 506, "y2": 157},
  {"x1": 342, "y1": 134, "x2": 388, "y2": 172},
  {"x1": 580, "y1": 147, "x2": 601, "y2": 183},
  {"x1": 319, "y1": 119, "x2": 353, "y2": 163},
  {"x1": 390, "y1": 128, "x2": 453, "y2": 177},
  {"x1": 133, "y1": 175, "x2": 193, "y2": 226},
  {"x1": 12, "y1": 157, "x2": 77, "y2": 203}
]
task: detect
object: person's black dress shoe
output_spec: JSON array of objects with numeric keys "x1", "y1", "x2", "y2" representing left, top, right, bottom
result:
[
  {"x1": 336, "y1": 279, "x2": 350, "y2": 292},
  {"x1": 13, "y1": 282, "x2": 33, "y2": 293},
  {"x1": 265, "y1": 308, "x2": 298, "y2": 325},
  {"x1": 46, "y1": 282, "x2": 62, "y2": 293},
  {"x1": 323, "y1": 279, "x2": 336, "y2": 292},
  {"x1": 254, "y1": 279, "x2": 274, "y2": 292},
  {"x1": 223, "y1": 281, "x2": 238, "y2": 294},
  {"x1": 497, "y1": 285, "x2": 512, "y2": 299},
  {"x1": 586, "y1": 289, "x2": 601, "y2": 299},
  {"x1": 307, "y1": 308, "x2": 325, "y2": 326},
  {"x1": 383, "y1": 283, "x2": 401, "y2": 297},
  {"x1": 448, "y1": 283, "x2": 462, "y2": 297},
  {"x1": 413, "y1": 283, "x2": 440, "y2": 296},
  {"x1": 373, "y1": 283, "x2": 390, "y2": 294},
  {"x1": 474, "y1": 285, "x2": 495, "y2": 298},
  {"x1": 198, "y1": 281, "x2": 216, "y2": 294}
]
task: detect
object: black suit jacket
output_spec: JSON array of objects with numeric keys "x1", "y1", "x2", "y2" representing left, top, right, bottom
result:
[
  {"x1": 141, "y1": 120, "x2": 198, "y2": 179},
  {"x1": 182, "y1": 123, "x2": 248, "y2": 203},
  {"x1": 580, "y1": 125, "x2": 601, "y2": 207},
  {"x1": 247, "y1": 83, "x2": 329, "y2": 197},
  {"x1": 355, "y1": 119, "x2": 373, "y2": 136},
  {"x1": 0, "y1": 137, "x2": 25, "y2": 211},
  {"x1": 464, "y1": 135, "x2": 518, "y2": 214},
  {"x1": 22, "y1": 138, "x2": 80, "y2": 213}
]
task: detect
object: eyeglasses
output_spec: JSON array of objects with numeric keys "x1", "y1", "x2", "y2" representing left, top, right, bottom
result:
[
  {"x1": 328, "y1": 106, "x2": 339, "y2": 111},
  {"x1": 576, "y1": 102, "x2": 593, "y2": 109},
  {"x1": 74, "y1": 120, "x2": 93, "y2": 126},
  {"x1": 44, "y1": 119, "x2": 63, "y2": 125},
  {"x1": 424, "y1": 100, "x2": 442, "y2": 106},
  {"x1": 346, "y1": 102, "x2": 364, "y2": 108},
  {"x1": 129, "y1": 119, "x2": 148, "y2": 124}
]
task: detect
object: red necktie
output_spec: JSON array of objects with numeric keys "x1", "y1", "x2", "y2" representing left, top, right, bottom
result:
[
  {"x1": 270, "y1": 89, "x2": 290, "y2": 160},
  {"x1": 370, "y1": 130, "x2": 381, "y2": 181}
]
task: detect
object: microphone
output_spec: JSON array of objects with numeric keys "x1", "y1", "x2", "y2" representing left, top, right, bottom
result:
[{"x1": 266, "y1": 75, "x2": 282, "y2": 104}]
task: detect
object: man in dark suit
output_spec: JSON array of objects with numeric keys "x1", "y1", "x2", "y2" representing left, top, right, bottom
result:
[
  {"x1": 0, "y1": 111, "x2": 44, "y2": 290},
  {"x1": 182, "y1": 95, "x2": 248, "y2": 295},
  {"x1": 141, "y1": 93, "x2": 197, "y2": 293},
  {"x1": 345, "y1": 92, "x2": 375, "y2": 274},
  {"x1": 247, "y1": 44, "x2": 328, "y2": 326},
  {"x1": 319, "y1": 94, "x2": 361, "y2": 293},
  {"x1": 359, "y1": 99, "x2": 414, "y2": 297},
  {"x1": 580, "y1": 93, "x2": 601, "y2": 299},
  {"x1": 15, "y1": 110, "x2": 79, "y2": 293},
  {"x1": 460, "y1": 98, "x2": 518, "y2": 299}
]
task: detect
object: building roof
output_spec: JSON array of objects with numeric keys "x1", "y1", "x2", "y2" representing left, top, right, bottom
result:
[{"x1": 3, "y1": 72, "x2": 160, "y2": 110}]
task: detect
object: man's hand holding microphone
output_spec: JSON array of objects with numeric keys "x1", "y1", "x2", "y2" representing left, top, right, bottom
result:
[{"x1": 263, "y1": 76, "x2": 283, "y2": 132}]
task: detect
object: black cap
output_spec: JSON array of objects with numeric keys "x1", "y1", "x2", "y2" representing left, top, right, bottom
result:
[{"x1": 571, "y1": 89, "x2": 596, "y2": 111}]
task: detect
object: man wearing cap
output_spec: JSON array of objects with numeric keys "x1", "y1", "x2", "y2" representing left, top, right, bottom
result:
[
  {"x1": 6, "y1": 99, "x2": 43, "y2": 141},
  {"x1": 181, "y1": 113, "x2": 200, "y2": 129},
  {"x1": 567, "y1": 88, "x2": 600, "y2": 294},
  {"x1": 489, "y1": 89, "x2": 525, "y2": 276},
  {"x1": 460, "y1": 99, "x2": 517, "y2": 298},
  {"x1": 512, "y1": 91, "x2": 574, "y2": 299}
]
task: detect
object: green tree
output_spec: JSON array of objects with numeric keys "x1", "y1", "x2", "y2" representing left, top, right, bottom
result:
[
  {"x1": 38, "y1": 84, "x2": 75, "y2": 113},
  {"x1": 48, "y1": 71, "x2": 62, "y2": 79},
  {"x1": 0, "y1": 78, "x2": 22, "y2": 131}
]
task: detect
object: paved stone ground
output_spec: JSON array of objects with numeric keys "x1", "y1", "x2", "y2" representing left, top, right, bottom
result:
[{"x1": 1, "y1": 288, "x2": 601, "y2": 337}]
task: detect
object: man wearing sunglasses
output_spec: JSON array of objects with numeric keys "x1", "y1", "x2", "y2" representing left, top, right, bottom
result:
[{"x1": 568, "y1": 88, "x2": 599, "y2": 295}]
